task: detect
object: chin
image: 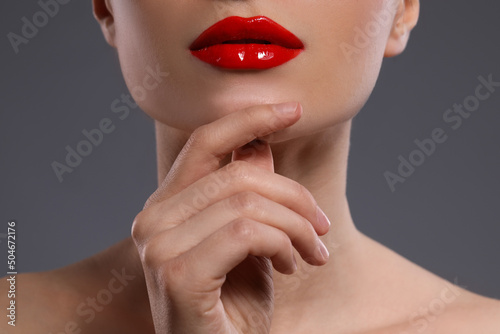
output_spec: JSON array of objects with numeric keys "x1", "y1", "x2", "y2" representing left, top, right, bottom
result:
[{"x1": 122, "y1": 46, "x2": 377, "y2": 141}]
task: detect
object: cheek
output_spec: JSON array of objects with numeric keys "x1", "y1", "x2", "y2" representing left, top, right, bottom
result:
[
  {"x1": 299, "y1": 0, "x2": 396, "y2": 123},
  {"x1": 112, "y1": 1, "x2": 198, "y2": 128}
]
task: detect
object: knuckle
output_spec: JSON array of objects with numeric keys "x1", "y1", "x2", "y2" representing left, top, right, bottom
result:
[
  {"x1": 140, "y1": 236, "x2": 165, "y2": 269},
  {"x1": 226, "y1": 160, "x2": 252, "y2": 184},
  {"x1": 140, "y1": 243, "x2": 157, "y2": 269},
  {"x1": 228, "y1": 218, "x2": 256, "y2": 241},
  {"x1": 266, "y1": 113, "x2": 286, "y2": 134},
  {"x1": 273, "y1": 224, "x2": 290, "y2": 243},
  {"x1": 131, "y1": 211, "x2": 147, "y2": 243},
  {"x1": 294, "y1": 217, "x2": 315, "y2": 241},
  {"x1": 293, "y1": 181, "x2": 316, "y2": 206},
  {"x1": 270, "y1": 229, "x2": 293, "y2": 259},
  {"x1": 230, "y1": 191, "x2": 260, "y2": 214},
  {"x1": 186, "y1": 125, "x2": 209, "y2": 150}
]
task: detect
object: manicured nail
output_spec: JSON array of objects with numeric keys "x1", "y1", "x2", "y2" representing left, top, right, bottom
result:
[
  {"x1": 292, "y1": 255, "x2": 297, "y2": 272},
  {"x1": 318, "y1": 239, "x2": 329, "y2": 261},
  {"x1": 316, "y1": 206, "x2": 331, "y2": 230},
  {"x1": 273, "y1": 102, "x2": 299, "y2": 114}
]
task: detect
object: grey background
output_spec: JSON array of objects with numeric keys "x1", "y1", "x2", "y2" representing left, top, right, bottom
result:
[{"x1": 0, "y1": 1, "x2": 498, "y2": 299}]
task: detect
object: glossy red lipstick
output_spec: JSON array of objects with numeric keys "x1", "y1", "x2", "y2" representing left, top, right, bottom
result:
[{"x1": 189, "y1": 16, "x2": 304, "y2": 70}]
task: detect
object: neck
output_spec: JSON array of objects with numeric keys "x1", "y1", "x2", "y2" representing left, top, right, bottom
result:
[{"x1": 153, "y1": 119, "x2": 363, "y2": 311}]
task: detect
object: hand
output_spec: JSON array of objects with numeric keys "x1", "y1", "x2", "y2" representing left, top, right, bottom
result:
[{"x1": 131, "y1": 101, "x2": 331, "y2": 334}]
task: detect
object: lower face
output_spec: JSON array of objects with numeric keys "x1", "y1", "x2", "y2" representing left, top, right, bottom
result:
[{"x1": 112, "y1": 0, "x2": 398, "y2": 142}]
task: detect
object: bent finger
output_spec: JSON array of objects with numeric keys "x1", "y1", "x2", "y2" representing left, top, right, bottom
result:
[{"x1": 144, "y1": 102, "x2": 302, "y2": 208}]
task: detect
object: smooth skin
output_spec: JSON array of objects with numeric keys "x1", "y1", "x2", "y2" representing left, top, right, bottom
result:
[{"x1": 2, "y1": 0, "x2": 500, "y2": 333}]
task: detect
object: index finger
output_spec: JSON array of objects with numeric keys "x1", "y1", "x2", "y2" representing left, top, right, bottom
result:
[{"x1": 144, "y1": 101, "x2": 302, "y2": 208}]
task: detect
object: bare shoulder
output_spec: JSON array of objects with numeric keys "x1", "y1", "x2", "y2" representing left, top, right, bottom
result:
[
  {"x1": 362, "y1": 287, "x2": 500, "y2": 334},
  {"x1": 358, "y1": 235, "x2": 500, "y2": 334},
  {"x1": 435, "y1": 289, "x2": 500, "y2": 332},
  {"x1": 381, "y1": 287, "x2": 500, "y2": 334}
]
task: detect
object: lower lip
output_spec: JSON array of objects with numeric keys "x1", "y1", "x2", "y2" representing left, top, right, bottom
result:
[{"x1": 190, "y1": 43, "x2": 303, "y2": 70}]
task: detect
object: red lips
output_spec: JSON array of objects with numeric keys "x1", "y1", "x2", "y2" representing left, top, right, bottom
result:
[{"x1": 189, "y1": 16, "x2": 304, "y2": 70}]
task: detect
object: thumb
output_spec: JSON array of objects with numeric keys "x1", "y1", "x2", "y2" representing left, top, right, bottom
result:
[{"x1": 231, "y1": 139, "x2": 274, "y2": 173}]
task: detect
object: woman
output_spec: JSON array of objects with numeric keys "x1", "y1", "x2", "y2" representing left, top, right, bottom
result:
[{"x1": 3, "y1": 0, "x2": 499, "y2": 333}]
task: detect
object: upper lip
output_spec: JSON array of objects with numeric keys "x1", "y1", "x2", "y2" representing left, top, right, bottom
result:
[{"x1": 189, "y1": 15, "x2": 304, "y2": 51}]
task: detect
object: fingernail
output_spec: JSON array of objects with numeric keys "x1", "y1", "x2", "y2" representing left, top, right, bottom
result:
[
  {"x1": 317, "y1": 239, "x2": 329, "y2": 261},
  {"x1": 273, "y1": 102, "x2": 299, "y2": 114},
  {"x1": 316, "y1": 206, "x2": 331, "y2": 230}
]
